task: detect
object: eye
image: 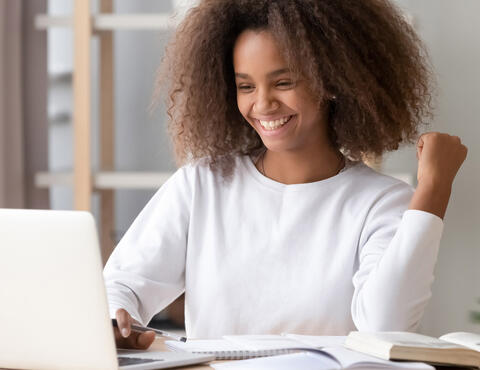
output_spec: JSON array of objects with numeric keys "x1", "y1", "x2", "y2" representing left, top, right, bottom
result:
[
  {"x1": 276, "y1": 80, "x2": 294, "y2": 88},
  {"x1": 237, "y1": 84, "x2": 254, "y2": 92}
]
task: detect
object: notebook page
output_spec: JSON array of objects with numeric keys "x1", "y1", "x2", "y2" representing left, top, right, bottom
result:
[
  {"x1": 222, "y1": 334, "x2": 313, "y2": 350},
  {"x1": 166, "y1": 339, "x2": 247, "y2": 352},
  {"x1": 283, "y1": 334, "x2": 346, "y2": 348},
  {"x1": 165, "y1": 339, "x2": 297, "y2": 360},
  {"x1": 323, "y1": 347, "x2": 434, "y2": 369}
]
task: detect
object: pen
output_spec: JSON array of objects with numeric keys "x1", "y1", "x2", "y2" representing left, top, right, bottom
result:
[{"x1": 111, "y1": 318, "x2": 187, "y2": 342}]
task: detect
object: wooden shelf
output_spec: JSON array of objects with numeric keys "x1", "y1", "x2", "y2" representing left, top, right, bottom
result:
[
  {"x1": 35, "y1": 13, "x2": 176, "y2": 30},
  {"x1": 35, "y1": 15, "x2": 73, "y2": 28},
  {"x1": 35, "y1": 171, "x2": 173, "y2": 189},
  {"x1": 95, "y1": 14, "x2": 175, "y2": 30},
  {"x1": 35, "y1": 171, "x2": 414, "y2": 189}
]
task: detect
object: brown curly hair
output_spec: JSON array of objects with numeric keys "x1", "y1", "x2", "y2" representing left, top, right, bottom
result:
[{"x1": 154, "y1": 0, "x2": 434, "y2": 174}]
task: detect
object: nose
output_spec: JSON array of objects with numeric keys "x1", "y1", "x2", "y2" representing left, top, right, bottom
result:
[{"x1": 253, "y1": 87, "x2": 279, "y2": 114}]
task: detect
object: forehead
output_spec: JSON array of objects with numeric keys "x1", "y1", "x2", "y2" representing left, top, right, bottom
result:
[{"x1": 233, "y1": 29, "x2": 289, "y2": 75}]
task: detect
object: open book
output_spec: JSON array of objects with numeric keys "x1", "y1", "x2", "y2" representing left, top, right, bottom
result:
[
  {"x1": 166, "y1": 334, "x2": 433, "y2": 369},
  {"x1": 344, "y1": 331, "x2": 480, "y2": 368}
]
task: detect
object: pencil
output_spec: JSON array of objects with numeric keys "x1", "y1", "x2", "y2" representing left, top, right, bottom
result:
[{"x1": 111, "y1": 318, "x2": 187, "y2": 342}]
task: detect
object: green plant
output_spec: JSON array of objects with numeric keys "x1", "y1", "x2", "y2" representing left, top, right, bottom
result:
[{"x1": 470, "y1": 298, "x2": 480, "y2": 324}]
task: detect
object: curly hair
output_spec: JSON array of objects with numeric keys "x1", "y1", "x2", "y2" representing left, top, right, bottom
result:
[{"x1": 154, "y1": 0, "x2": 434, "y2": 174}]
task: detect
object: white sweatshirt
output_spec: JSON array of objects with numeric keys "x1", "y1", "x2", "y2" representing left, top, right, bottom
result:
[{"x1": 103, "y1": 155, "x2": 444, "y2": 339}]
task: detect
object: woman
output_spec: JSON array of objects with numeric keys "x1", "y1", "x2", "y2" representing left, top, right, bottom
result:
[{"x1": 104, "y1": 0, "x2": 467, "y2": 349}]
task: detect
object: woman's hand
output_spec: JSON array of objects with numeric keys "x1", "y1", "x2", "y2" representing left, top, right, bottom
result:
[
  {"x1": 409, "y1": 132, "x2": 468, "y2": 219},
  {"x1": 114, "y1": 308, "x2": 156, "y2": 350},
  {"x1": 416, "y1": 132, "x2": 468, "y2": 187}
]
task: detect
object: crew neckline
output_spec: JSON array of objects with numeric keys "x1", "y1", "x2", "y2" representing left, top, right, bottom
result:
[{"x1": 240, "y1": 154, "x2": 359, "y2": 192}]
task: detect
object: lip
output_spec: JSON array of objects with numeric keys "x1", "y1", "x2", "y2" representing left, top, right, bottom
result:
[
  {"x1": 254, "y1": 114, "x2": 296, "y2": 136},
  {"x1": 252, "y1": 114, "x2": 294, "y2": 122}
]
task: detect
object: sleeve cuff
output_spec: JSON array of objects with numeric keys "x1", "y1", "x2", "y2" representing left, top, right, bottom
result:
[
  {"x1": 106, "y1": 297, "x2": 144, "y2": 325},
  {"x1": 403, "y1": 209, "x2": 444, "y2": 228}
]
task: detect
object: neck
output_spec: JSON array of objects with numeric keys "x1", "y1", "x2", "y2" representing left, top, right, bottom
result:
[{"x1": 257, "y1": 145, "x2": 344, "y2": 185}]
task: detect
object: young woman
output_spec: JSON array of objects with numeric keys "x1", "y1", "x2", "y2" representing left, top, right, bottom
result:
[{"x1": 104, "y1": 0, "x2": 467, "y2": 349}]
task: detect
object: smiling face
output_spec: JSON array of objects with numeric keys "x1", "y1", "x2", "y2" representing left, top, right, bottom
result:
[{"x1": 233, "y1": 29, "x2": 330, "y2": 154}]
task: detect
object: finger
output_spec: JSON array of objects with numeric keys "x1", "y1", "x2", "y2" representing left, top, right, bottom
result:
[
  {"x1": 451, "y1": 135, "x2": 461, "y2": 144},
  {"x1": 116, "y1": 309, "x2": 132, "y2": 338},
  {"x1": 135, "y1": 331, "x2": 156, "y2": 350},
  {"x1": 125, "y1": 330, "x2": 155, "y2": 350},
  {"x1": 416, "y1": 136, "x2": 424, "y2": 160},
  {"x1": 114, "y1": 328, "x2": 132, "y2": 349},
  {"x1": 417, "y1": 134, "x2": 425, "y2": 148}
]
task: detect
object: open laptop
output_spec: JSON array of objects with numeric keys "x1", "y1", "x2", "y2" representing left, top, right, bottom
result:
[{"x1": 0, "y1": 209, "x2": 214, "y2": 369}]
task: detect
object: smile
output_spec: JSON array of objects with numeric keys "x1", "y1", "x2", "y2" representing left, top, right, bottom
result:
[{"x1": 258, "y1": 115, "x2": 294, "y2": 131}]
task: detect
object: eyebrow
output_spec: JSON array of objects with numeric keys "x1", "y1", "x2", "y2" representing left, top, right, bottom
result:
[{"x1": 234, "y1": 68, "x2": 291, "y2": 79}]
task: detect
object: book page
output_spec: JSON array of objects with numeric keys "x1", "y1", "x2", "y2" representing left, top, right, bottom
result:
[
  {"x1": 323, "y1": 346, "x2": 434, "y2": 369},
  {"x1": 439, "y1": 332, "x2": 480, "y2": 352},
  {"x1": 352, "y1": 331, "x2": 463, "y2": 349}
]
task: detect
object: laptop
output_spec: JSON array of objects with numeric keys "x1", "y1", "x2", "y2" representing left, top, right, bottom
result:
[{"x1": 0, "y1": 209, "x2": 214, "y2": 369}]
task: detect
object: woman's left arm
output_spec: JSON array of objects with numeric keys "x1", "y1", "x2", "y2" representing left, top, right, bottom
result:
[
  {"x1": 351, "y1": 132, "x2": 467, "y2": 332},
  {"x1": 409, "y1": 132, "x2": 468, "y2": 218}
]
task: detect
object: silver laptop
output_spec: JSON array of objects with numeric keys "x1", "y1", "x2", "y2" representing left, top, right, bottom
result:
[{"x1": 0, "y1": 209, "x2": 214, "y2": 369}]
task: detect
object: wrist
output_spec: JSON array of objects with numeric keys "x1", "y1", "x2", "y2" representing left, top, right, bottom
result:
[
  {"x1": 416, "y1": 177, "x2": 452, "y2": 195},
  {"x1": 409, "y1": 180, "x2": 452, "y2": 220}
]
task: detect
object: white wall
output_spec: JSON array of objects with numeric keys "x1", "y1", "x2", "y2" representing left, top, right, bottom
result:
[
  {"x1": 389, "y1": 0, "x2": 480, "y2": 336},
  {"x1": 47, "y1": 0, "x2": 480, "y2": 334},
  {"x1": 113, "y1": 0, "x2": 176, "y2": 239}
]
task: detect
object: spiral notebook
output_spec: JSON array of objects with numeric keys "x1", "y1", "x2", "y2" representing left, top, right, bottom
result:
[{"x1": 165, "y1": 334, "x2": 345, "y2": 360}]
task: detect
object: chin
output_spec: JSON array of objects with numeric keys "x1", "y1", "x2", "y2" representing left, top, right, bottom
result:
[{"x1": 260, "y1": 140, "x2": 297, "y2": 153}]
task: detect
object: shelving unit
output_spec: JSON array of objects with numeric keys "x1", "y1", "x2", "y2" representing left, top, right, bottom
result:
[{"x1": 34, "y1": 0, "x2": 188, "y2": 264}]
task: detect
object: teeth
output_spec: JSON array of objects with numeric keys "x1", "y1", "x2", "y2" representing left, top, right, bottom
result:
[{"x1": 259, "y1": 116, "x2": 291, "y2": 130}]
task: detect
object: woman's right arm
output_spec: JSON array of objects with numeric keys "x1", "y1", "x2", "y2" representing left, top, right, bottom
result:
[{"x1": 103, "y1": 166, "x2": 193, "y2": 348}]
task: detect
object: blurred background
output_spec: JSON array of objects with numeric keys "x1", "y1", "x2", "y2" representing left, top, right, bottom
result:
[{"x1": 0, "y1": 0, "x2": 478, "y2": 336}]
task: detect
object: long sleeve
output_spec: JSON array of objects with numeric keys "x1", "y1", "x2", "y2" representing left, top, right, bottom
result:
[
  {"x1": 103, "y1": 167, "x2": 191, "y2": 326},
  {"x1": 351, "y1": 183, "x2": 444, "y2": 332}
]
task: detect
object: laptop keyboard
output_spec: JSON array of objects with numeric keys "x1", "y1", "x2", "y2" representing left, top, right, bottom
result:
[{"x1": 118, "y1": 356, "x2": 164, "y2": 366}]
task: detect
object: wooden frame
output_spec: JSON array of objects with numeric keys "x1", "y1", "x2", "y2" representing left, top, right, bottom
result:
[{"x1": 73, "y1": 0, "x2": 92, "y2": 211}]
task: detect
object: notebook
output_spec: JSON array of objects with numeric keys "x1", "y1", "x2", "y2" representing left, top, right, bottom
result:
[
  {"x1": 210, "y1": 348, "x2": 435, "y2": 369},
  {"x1": 165, "y1": 334, "x2": 345, "y2": 360}
]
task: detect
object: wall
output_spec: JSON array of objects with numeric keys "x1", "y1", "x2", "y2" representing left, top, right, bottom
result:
[
  {"x1": 113, "y1": 0, "x2": 176, "y2": 239},
  {"x1": 388, "y1": 0, "x2": 480, "y2": 336}
]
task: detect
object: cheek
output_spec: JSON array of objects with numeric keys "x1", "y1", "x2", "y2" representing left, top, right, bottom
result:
[{"x1": 236, "y1": 96, "x2": 250, "y2": 121}]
